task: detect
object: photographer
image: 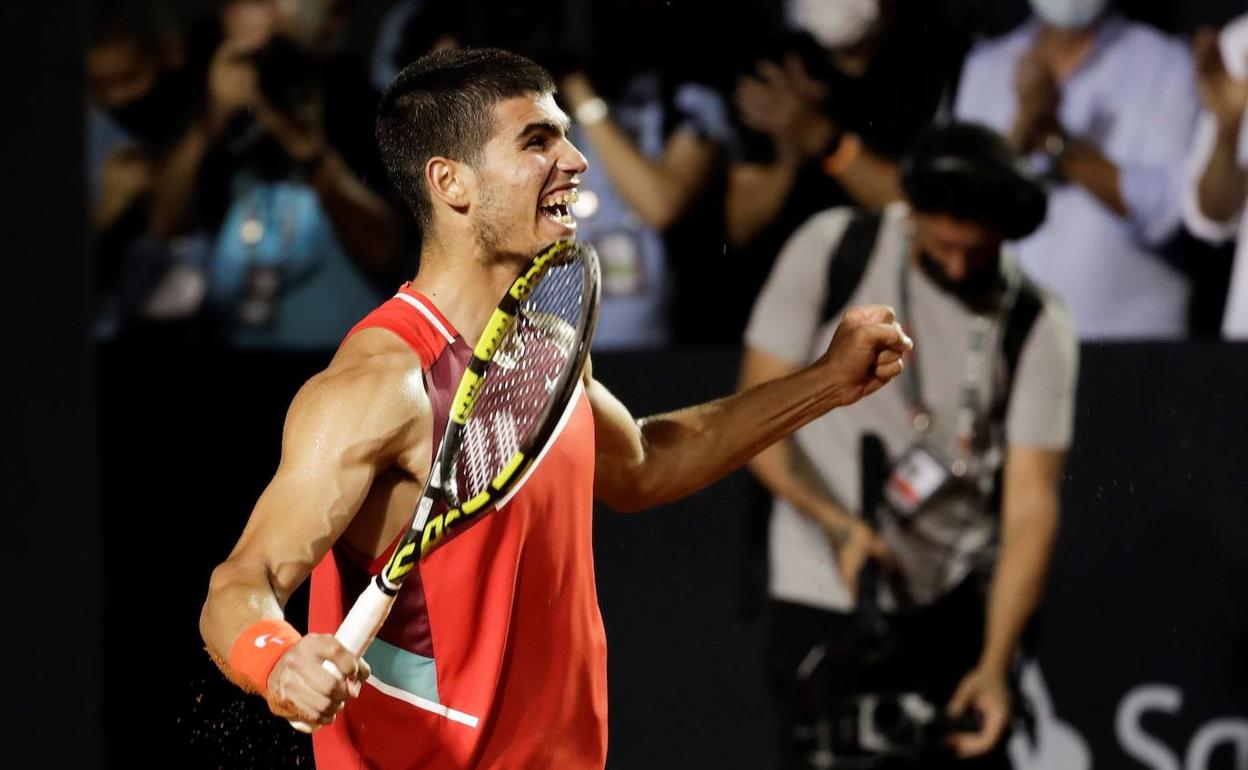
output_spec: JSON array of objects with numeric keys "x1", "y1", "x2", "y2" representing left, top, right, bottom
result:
[
  {"x1": 740, "y1": 123, "x2": 1078, "y2": 769},
  {"x1": 149, "y1": 0, "x2": 409, "y2": 349}
]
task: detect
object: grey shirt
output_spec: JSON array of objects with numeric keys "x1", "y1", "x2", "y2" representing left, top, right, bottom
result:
[{"x1": 745, "y1": 203, "x2": 1078, "y2": 610}]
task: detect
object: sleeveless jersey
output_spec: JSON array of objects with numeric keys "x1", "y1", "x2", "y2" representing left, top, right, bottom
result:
[{"x1": 308, "y1": 284, "x2": 608, "y2": 769}]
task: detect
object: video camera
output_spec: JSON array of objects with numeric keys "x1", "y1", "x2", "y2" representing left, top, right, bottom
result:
[{"x1": 787, "y1": 435, "x2": 981, "y2": 770}]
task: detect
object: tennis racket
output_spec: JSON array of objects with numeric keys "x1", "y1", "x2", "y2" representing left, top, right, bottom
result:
[{"x1": 290, "y1": 239, "x2": 600, "y2": 732}]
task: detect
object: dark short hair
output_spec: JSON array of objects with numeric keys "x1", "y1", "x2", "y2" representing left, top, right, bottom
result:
[
  {"x1": 900, "y1": 122, "x2": 1047, "y2": 240},
  {"x1": 376, "y1": 48, "x2": 556, "y2": 230}
]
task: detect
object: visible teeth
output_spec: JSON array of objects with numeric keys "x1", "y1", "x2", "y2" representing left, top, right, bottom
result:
[{"x1": 541, "y1": 189, "x2": 579, "y2": 209}]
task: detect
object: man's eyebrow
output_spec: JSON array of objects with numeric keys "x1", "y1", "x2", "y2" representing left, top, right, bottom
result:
[{"x1": 516, "y1": 118, "x2": 570, "y2": 141}]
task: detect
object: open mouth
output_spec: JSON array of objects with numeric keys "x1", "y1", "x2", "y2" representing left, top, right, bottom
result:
[{"x1": 539, "y1": 189, "x2": 578, "y2": 228}]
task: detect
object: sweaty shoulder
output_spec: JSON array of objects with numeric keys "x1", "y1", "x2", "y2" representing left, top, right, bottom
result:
[{"x1": 287, "y1": 328, "x2": 433, "y2": 468}]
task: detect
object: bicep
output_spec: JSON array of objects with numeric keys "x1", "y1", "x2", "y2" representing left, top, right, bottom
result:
[
  {"x1": 587, "y1": 374, "x2": 646, "y2": 495},
  {"x1": 227, "y1": 374, "x2": 420, "y2": 602}
]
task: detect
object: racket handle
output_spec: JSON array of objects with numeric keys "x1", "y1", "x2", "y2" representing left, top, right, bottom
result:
[{"x1": 288, "y1": 579, "x2": 397, "y2": 733}]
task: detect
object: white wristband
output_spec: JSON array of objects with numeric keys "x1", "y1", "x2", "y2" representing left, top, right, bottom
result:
[{"x1": 575, "y1": 97, "x2": 609, "y2": 127}]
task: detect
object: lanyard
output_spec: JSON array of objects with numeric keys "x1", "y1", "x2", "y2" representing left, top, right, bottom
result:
[{"x1": 895, "y1": 234, "x2": 1018, "y2": 472}]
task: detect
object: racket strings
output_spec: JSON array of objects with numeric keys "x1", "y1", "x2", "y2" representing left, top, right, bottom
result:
[{"x1": 454, "y1": 258, "x2": 586, "y2": 501}]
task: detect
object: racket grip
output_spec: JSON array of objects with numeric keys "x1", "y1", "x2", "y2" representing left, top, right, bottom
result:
[{"x1": 288, "y1": 580, "x2": 396, "y2": 733}]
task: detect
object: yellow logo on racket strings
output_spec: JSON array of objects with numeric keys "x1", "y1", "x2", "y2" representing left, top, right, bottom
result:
[{"x1": 418, "y1": 452, "x2": 530, "y2": 557}]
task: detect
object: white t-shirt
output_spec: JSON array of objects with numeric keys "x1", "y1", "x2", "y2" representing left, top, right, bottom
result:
[{"x1": 745, "y1": 203, "x2": 1079, "y2": 611}]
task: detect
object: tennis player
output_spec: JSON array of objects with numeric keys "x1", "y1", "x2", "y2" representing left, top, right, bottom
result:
[{"x1": 199, "y1": 48, "x2": 912, "y2": 770}]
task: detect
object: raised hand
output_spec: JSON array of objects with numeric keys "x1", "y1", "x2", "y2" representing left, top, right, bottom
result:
[
  {"x1": 816, "y1": 304, "x2": 913, "y2": 407},
  {"x1": 1195, "y1": 28, "x2": 1248, "y2": 129},
  {"x1": 735, "y1": 55, "x2": 836, "y2": 161},
  {"x1": 1011, "y1": 50, "x2": 1061, "y2": 152}
]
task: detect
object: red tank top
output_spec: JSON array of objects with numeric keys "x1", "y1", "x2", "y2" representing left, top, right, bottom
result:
[{"x1": 309, "y1": 284, "x2": 607, "y2": 769}]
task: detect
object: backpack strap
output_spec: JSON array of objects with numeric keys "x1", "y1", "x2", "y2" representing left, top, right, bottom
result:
[
  {"x1": 819, "y1": 210, "x2": 883, "y2": 325},
  {"x1": 987, "y1": 273, "x2": 1045, "y2": 515},
  {"x1": 991, "y1": 274, "x2": 1045, "y2": 425}
]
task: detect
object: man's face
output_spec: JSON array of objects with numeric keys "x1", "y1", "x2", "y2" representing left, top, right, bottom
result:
[
  {"x1": 466, "y1": 92, "x2": 588, "y2": 260},
  {"x1": 911, "y1": 211, "x2": 1003, "y2": 298},
  {"x1": 87, "y1": 38, "x2": 156, "y2": 112}
]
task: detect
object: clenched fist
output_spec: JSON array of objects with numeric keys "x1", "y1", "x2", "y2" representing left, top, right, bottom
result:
[
  {"x1": 267, "y1": 634, "x2": 371, "y2": 727},
  {"x1": 816, "y1": 304, "x2": 913, "y2": 406}
]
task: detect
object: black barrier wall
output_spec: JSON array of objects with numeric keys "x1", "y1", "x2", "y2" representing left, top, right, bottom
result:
[
  {"x1": 0, "y1": 2, "x2": 100, "y2": 767},
  {"x1": 99, "y1": 344, "x2": 1248, "y2": 769}
]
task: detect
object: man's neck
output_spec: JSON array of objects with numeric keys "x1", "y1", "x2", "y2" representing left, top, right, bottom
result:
[{"x1": 409, "y1": 235, "x2": 525, "y2": 347}]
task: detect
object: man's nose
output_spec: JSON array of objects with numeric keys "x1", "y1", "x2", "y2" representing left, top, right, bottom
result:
[{"x1": 558, "y1": 141, "x2": 589, "y2": 176}]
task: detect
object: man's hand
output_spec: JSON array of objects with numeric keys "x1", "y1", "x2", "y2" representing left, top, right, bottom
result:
[
  {"x1": 947, "y1": 666, "x2": 1012, "y2": 758},
  {"x1": 815, "y1": 304, "x2": 912, "y2": 406},
  {"x1": 1011, "y1": 50, "x2": 1061, "y2": 152},
  {"x1": 1195, "y1": 28, "x2": 1248, "y2": 130},
  {"x1": 266, "y1": 634, "x2": 371, "y2": 725},
  {"x1": 254, "y1": 91, "x2": 329, "y2": 168},
  {"x1": 735, "y1": 55, "x2": 836, "y2": 161}
]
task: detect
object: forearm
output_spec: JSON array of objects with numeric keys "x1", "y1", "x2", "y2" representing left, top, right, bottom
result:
[
  {"x1": 579, "y1": 120, "x2": 693, "y2": 230},
  {"x1": 148, "y1": 120, "x2": 212, "y2": 240},
  {"x1": 200, "y1": 558, "x2": 289, "y2": 661},
  {"x1": 605, "y1": 363, "x2": 846, "y2": 511},
  {"x1": 1197, "y1": 118, "x2": 1248, "y2": 224},
  {"x1": 309, "y1": 151, "x2": 406, "y2": 274},
  {"x1": 1056, "y1": 139, "x2": 1127, "y2": 217},
  {"x1": 726, "y1": 160, "x2": 800, "y2": 249},
  {"x1": 829, "y1": 145, "x2": 902, "y2": 211},
  {"x1": 979, "y1": 503, "x2": 1058, "y2": 674}
]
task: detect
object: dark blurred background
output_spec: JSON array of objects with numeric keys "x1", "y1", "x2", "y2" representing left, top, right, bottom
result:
[{"x1": 6, "y1": 0, "x2": 1248, "y2": 767}]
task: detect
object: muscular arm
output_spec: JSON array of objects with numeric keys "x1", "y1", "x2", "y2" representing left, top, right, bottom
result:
[
  {"x1": 200, "y1": 334, "x2": 427, "y2": 684},
  {"x1": 591, "y1": 306, "x2": 910, "y2": 512}
]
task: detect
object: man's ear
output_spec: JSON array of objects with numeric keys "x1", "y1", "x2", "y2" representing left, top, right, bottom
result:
[{"x1": 426, "y1": 157, "x2": 472, "y2": 211}]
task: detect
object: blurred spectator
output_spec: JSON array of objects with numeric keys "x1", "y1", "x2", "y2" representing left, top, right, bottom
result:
[
  {"x1": 726, "y1": 0, "x2": 967, "y2": 256},
  {"x1": 742, "y1": 123, "x2": 1076, "y2": 769},
  {"x1": 87, "y1": 4, "x2": 198, "y2": 337},
  {"x1": 369, "y1": 0, "x2": 461, "y2": 91},
  {"x1": 558, "y1": 69, "x2": 735, "y2": 349},
  {"x1": 954, "y1": 0, "x2": 1200, "y2": 339},
  {"x1": 1184, "y1": 15, "x2": 1248, "y2": 337},
  {"x1": 149, "y1": 0, "x2": 410, "y2": 350}
]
